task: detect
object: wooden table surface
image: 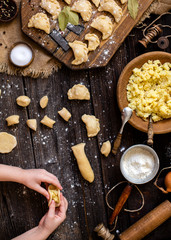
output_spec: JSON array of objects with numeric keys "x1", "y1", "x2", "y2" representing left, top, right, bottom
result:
[{"x1": 0, "y1": 14, "x2": 171, "y2": 240}]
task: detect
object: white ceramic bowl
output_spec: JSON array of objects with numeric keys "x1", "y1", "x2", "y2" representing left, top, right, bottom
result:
[{"x1": 120, "y1": 144, "x2": 159, "y2": 184}]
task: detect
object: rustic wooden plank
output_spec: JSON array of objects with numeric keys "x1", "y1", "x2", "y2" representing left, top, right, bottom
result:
[
  {"x1": 0, "y1": 74, "x2": 45, "y2": 239},
  {"x1": 21, "y1": 0, "x2": 155, "y2": 69}
]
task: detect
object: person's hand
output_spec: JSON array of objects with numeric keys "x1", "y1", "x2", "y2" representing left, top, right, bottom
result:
[
  {"x1": 21, "y1": 169, "x2": 62, "y2": 199},
  {"x1": 38, "y1": 194, "x2": 68, "y2": 235}
]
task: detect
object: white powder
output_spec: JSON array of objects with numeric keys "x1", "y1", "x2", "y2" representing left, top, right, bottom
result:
[
  {"x1": 10, "y1": 44, "x2": 33, "y2": 67},
  {"x1": 122, "y1": 147, "x2": 155, "y2": 180}
]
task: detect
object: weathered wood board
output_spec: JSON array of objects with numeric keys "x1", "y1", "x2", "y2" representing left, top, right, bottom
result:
[{"x1": 21, "y1": 0, "x2": 154, "y2": 70}]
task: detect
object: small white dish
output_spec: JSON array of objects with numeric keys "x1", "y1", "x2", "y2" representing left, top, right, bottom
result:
[{"x1": 120, "y1": 144, "x2": 159, "y2": 184}]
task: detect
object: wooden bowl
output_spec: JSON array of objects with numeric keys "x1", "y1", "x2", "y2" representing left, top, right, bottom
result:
[
  {"x1": 0, "y1": 0, "x2": 18, "y2": 23},
  {"x1": 117, "y1": 51, "x2": 171, "y2": 134}
]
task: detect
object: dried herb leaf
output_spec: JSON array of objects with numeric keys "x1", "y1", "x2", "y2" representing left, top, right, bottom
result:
[
  {"x1": 65, "y1": 7, "x2": 79, "y2": 25},
  {"x1": 58, "y1": 11, "x2": 68, "y2": 31},
  {"x1": 128, "y1": 0, "x2": 138, "y2": 20},
  {"x1": 58, "y1": 7, "x2": 79, "y2": 31}
]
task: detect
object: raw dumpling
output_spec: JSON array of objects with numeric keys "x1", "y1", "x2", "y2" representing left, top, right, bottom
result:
[
  {"x1": 67, "y1": 84, "x2": 90, "y2": 100},
  {"x1": 48, "y1": 185, "x2": 60, "y2": 207},
  {"x1": 71, "y1": 0, "x2": 92, "y2": 21},
  {"x1": 91, "y1": 15, "x2": 113, "y2": 40},
  {"x1": 28, "y1": 13, "x2": 50, "y2": 34},
  {"x1": 40, "y1": 0, "x2": 61, "y2": 20},
  {"x1": 64, "y1": 0, "x2": 71, "y2": 4},
  {"x1": 81, "y1": 114, "x2": 100, "y2": 137},
  {"x1": 85, "y1": 33, "x2": 100, "y2": 51},
  {"x1": 69, "y1": 41, "x2": 88, "y2": 65},
  {"x1": 98, "y1": 0, "x2": 122, "y2": 23},
  {"x1": 90, "y1": 0, "x2": 100, "y2": 7}
]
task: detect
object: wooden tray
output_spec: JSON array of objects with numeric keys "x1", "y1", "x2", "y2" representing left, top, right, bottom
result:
[
  {"x1": 117, "y1": 51, "x2": 171, "y2": 134},
  {"x1": 21, "y1": 0, "x2": 154, "y2": 70}
]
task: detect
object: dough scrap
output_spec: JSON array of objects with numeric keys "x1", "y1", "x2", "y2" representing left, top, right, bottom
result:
[
  {"x1": 85, "y1": 33, "x2": 100, "y2": 51},
  {"x1": 58, "y1": 107, "x2": 71, "y2": 121},
  {"x1": 100, "y1": 140, "x2": 111, "y2": 157},
  {"x1": 6, "y1": 115, "x2": 19, "y2": 126},
  {"x1": 48, "y1": 184, "x2": 61, "y2": 207},
  {"x1": 28, "y1": 13, "x2": 50, "y2": 34},
  {"x1": 91, "y1": 15, "x2": 113, "y2": 40},
  {"x1": 71, "y1": 0, "x2": 92, "y2": 21},
  {"x1": 81, "y1": 114, "x2": 100, "y2": 137},
  {"x1": 98, "y1": 0, "x2": 123, "y2": 23},
  {"x1": 27, "y1": 119, "x2": 37, "y2": 131},
  {"x1": 71, "y1": 143, "x2": 94, "y2": 183},
  {"x1": 0, "y1": 132, "x2": 17, "y2": 153},
  {"x1": 40, "y1": 96, "x2": 48, "y2": 109},
  {"x1": 40, "y1": 0, "x2": 61, "y2": 20},
  {"x1": 67, "y1": 84, "x2": 90, "y2": 100},
  {"x1": 69, "y1": 41, "x2": 88, "y2": 65},
  {"x1": 16, "y1": 96, "x2": 31, "y2": 107},
  {"x1": 41, "y1": 115, "x2": 56, "y2": 128}
]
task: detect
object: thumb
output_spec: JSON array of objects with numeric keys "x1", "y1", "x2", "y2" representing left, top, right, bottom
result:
[{"x1": 48, "y1": 200, "x2": 56, "y2": 217}]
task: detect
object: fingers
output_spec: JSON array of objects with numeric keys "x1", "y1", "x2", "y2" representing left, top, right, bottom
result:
[
  {"x1": 48, "y1": 200, "x2": 56, "y2": 217},
  {"x1": 44, "y1": 176, "x2": 62, "y2": 190},
  {"x1": 40, "y1": 170, "x2": 62, "y2": 190},
  {"x1": 35, "y1": 184, "x2": 49, "y2": 199},
  {"x1": 55, "y1": 194, "x2": 68, "y2": 222}
]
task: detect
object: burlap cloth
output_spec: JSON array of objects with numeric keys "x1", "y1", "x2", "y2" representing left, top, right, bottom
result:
[{"x1": 0, "y1": 0, "x2": 170, "y2": 78}]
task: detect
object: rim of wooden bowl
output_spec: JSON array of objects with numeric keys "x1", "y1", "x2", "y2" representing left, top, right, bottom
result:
[
  {"x1": 0, "y1": 0, "x2": 18, "y2": 23},
  {"x1": 117, "y1": 51, "x2": 171, "y2": 134}
]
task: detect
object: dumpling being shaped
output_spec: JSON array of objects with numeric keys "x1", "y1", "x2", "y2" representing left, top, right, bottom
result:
[
  {"x1": 64, "y1": 0, "x2": 71, "y2": 4},
  {"x1": 91, "y1": 15, "x2": 113, "y2": 40},
  {"x1": 90, "y1": 0, "x2": 100, "y2": 7},
  {"x1": 98, "y1": 0, "x2": 123, "y2": 23},
  {"x1": 28, "y1": 13, "x2": 50, "y2": 34},
  {"x1": 71, "y1": 0, "x2": 92, "y2": 21},
  {"x1": 85, "y1": 33, "x2": 100, "y2": 51},
  {"x1": 120, "y1": 0, "x2": 127, "y2": 4},
  {"x1": 69, "y1": 41, "x2": 88, "y2": 65},
  {"x1": 40, "y1": 0, "x2": 61, "y2": 20},
  {"x1": 48, "y1": 184, "x2": 60, "y2": 207}
]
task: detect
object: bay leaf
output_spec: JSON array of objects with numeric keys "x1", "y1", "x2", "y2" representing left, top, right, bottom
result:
[
  {"x1": 128, "y1": 0, "x2": 139, "y2": 20},
  {"x1": 58, "y1": 6, "x2": 79, "y2": 31},
  {"x1": 58, "y1": 11, "x2": 68, "y2": 31}
]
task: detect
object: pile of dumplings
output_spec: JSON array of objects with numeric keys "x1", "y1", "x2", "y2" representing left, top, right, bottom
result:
[{"x1": 28, "y1": 0, "x2": 127, "y2": 65}]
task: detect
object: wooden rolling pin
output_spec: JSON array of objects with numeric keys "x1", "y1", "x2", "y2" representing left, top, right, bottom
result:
[
  {"x1": 95, "y1": 200, "x2": 171, "y2": 240},
  {"x1": 119, "y1": 200, "x2": 171, "y2": 240}
]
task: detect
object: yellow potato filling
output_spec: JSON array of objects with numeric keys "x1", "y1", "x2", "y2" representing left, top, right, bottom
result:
[{"x1": 127, "y1": 60, "x2": 171, "y2": 122}]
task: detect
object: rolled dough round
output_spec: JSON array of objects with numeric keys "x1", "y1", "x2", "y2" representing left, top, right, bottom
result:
[{"x1": 0, "y1": 132, "x2": 17, "y2": 153}]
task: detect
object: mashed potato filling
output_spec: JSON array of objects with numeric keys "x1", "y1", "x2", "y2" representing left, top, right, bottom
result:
[{"x1": 127, "y1": 60, "x2": 171, "y2": 122}]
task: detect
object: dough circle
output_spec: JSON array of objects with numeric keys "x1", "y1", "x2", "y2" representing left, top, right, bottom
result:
[{"x1": 0, "y1": 132, "x2": 17, "y2": 153}]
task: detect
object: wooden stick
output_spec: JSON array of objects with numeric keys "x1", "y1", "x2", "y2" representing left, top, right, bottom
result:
[
  {"x1": 147, "y1": 115, "x2": 154, "y2": 146},
  {"x1": 112, "y1": 133, "x2": 122, "y2": 155},
  {"x1": 109, "y1": 184, "x2": 132, "y2": 225},
  {"x1": 119, "y1": 200, "x2": 171, "y2": 240}
]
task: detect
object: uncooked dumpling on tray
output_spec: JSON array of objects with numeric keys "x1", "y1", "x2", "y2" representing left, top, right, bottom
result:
[
  {"x1": 40, "y1": 0, "x2": 61, "y2": 20},
  {"x1": 85, "y1": 33, "x2": 100, "y2": 51},
  {"x1": 48, "y1": 184, "x2": 61, "y2": 207},
  {"x1": 98, "y1": 0, "x2": 123, "y2": 23},
  {"x1": 28, "y1": 13, "x2": 50, "y2": 34},
  {"x1": 71, "y1": 0, "x2": 92, "y2": 21},
  {"x1": 69, "y1": 41, "x2": 88, "y2": 65},
  {"x1": 91, "y1": 15, "x2": 113, "y2": 40}
]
